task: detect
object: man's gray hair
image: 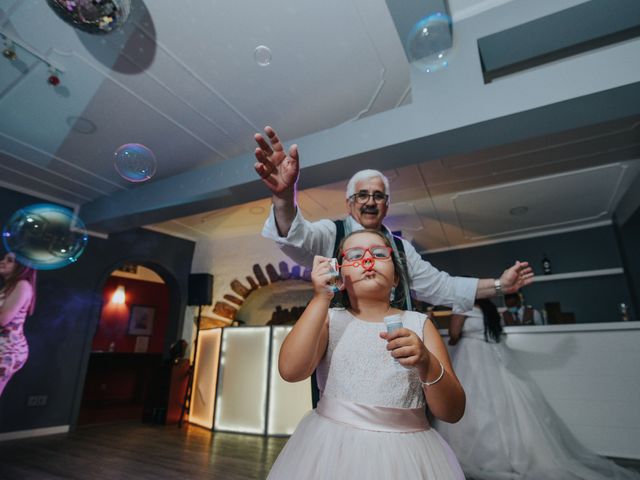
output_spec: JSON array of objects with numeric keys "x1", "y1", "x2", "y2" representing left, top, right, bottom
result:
[{"x1": 346, "y1": 169, "x2": 390, "y2": 204}]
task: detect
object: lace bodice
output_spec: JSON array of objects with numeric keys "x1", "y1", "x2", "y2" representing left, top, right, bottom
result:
[{"x1": 316, "y1": 308, "x2": 428, "y2": 409}]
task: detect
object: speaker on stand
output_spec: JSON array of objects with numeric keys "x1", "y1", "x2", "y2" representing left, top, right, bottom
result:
[{"x1": 178, "y1": 273, "x2": 213, "y2": 428}]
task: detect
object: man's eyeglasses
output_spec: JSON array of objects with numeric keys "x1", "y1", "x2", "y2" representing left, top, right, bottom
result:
[
  {"x1": 342, "y1": 246, "x2": 393, "y2": 262},
  {"x1": 350, "y1": 192, "x2": 388, "y2": 204}
]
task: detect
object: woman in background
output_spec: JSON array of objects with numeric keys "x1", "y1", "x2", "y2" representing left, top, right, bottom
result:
[
  {"x1": 435, "y1": 298, "x2": 639, "y2": 479},
  {"x1": 0, "y1": 253, "x2": 36, "y2": 396}
]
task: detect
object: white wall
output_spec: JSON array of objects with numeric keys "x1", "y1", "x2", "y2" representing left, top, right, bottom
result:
[{"x1": 183, "y1": 228, "x2": 307, "y2": 349}]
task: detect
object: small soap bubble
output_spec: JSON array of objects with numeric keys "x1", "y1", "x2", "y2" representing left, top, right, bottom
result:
[
  {"x1": 254, "y1": 45, "x2": 272, "y2": 66},
  {"x1": 406, "y1": 13, "x2": 454, "y2": 73},
  {"x1": 2, "y1": 203, "x2": 89, "y2": 270},
  {"x1": 114, "y1": 143, "x2": 157, "y2": 182}
]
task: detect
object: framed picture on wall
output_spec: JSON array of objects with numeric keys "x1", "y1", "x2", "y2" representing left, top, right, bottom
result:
[{"x1": 128, "y1": 305, "x2": 155, "y2": 336}]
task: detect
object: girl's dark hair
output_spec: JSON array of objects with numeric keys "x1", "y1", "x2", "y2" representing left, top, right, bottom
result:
[
  {"x1": 476, "y1": 298, "x2": 502, "y2": 343},
  {"x1": 0, "y1": 254, "x2": 37, "y2": 316},
  {"x1": 331, "y1": 229, "x2": 408, "y2": 310}
]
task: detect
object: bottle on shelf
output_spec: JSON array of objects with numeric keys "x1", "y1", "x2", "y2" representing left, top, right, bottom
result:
[
  {"x1": 541, "y1": 253, "x2": 552, "y2": 275},
  {"x1": 619, "y1": 303, "x2": 629, "y2": 322}
]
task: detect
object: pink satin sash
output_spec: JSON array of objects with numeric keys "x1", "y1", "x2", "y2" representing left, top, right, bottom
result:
[{"x1": 316, "y1": 396, "x2": 430, "y2": 433}]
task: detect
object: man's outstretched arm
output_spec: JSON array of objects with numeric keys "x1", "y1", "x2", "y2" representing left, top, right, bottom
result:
[
  {"x1": 475, "y1": 261, "x2": 534, "y2": 298},
  {"x1": 254, "y1": 126, "x2": 299, "y2": 237}
]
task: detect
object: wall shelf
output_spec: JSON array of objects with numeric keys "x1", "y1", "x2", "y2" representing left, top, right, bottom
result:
[{"x1": 532, "y1": 268, "x2": 623, "y2": 283}]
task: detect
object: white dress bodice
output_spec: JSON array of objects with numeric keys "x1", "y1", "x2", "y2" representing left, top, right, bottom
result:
[
  {"x1": 460, "y1": 306, "x2": 486, "y2": 339},
  {"x1": 316, "y1": 308, "x2": 428, "y2": 409}
]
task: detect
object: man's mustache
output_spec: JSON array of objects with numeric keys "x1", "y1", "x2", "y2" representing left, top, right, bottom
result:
[{"x1": 360, "y1": 207, "x2": 379, "y2": 214}]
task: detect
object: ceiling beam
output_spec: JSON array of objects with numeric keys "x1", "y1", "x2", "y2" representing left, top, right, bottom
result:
[{"x1": 80, "y1": 82, "x2": 640, "y2": 233}]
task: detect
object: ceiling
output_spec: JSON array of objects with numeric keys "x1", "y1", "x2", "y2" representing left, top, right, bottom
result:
[
  {"x1": 149, "y1": 120, "x2": 640, "y2": 252},
  {"x1": 1, "y1": 0, "x2": 640, "y2": 252},
  {"x1": 0, "y1": 0, "x2": 412, "y2": 204}
]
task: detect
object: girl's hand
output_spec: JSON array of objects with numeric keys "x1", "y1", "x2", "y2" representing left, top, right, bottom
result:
[
  {"x1": 380, "y1": 328, "x2": 431, "y2": 376},
  {"x1": 311, "y1": 255, "x2": 339, "y2": 299}
]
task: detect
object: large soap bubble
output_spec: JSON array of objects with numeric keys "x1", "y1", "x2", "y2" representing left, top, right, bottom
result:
[
  {"x1": 2, "y1": 204, "x2": 89, "y2": 270},
  {"x1": 114, "y1": 143, "x2": 157, "y2": 182},
  {"x1": 406, "y1": 13, "x2": 454, "y2": 73}
]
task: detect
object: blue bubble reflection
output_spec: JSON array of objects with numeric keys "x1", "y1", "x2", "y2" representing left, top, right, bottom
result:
[{"x1": 2, "y1": 203, "x2": 89, "y2": 270}]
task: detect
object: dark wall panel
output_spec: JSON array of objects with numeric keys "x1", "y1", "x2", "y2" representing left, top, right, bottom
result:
[
  {"x1": 424, "y1": 225, "x2": 632, "y2": 323},
  {"x1": 0, "y1": 188, "x2": 195, "y2": 433}
]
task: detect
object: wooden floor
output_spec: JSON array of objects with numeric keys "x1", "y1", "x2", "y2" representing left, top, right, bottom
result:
[
  {"x1": 1, "y1": 422, "x2": 639, "y2": 479},
  {"x1": 0, "y1": 422, "x2": 288, "y2": 480}
]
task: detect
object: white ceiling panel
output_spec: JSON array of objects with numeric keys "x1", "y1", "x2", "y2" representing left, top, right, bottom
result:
[{"x1": 441, "y1": 163, "x2": 635, "y2": 242}]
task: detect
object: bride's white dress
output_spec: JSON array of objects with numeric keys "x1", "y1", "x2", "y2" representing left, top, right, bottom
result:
[
  {"x1": 268, "y1": 308, "x2": 464, "y2": 479},
  {"x1": 435, "y1": 307, "x2": 639, "y2": 480}
]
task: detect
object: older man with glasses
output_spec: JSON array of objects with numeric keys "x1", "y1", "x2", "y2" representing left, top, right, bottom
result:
[{"x1": 254, "y1": 125, "x2": 534, "y2": 313}]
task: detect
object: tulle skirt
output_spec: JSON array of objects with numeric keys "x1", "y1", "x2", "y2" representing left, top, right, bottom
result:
[
  {"x1": 268, "y1": 410, "x2": 464, "y2": 479},
  {"x1": 435, "y1": 337, "x2": 639, "y2": 480}
]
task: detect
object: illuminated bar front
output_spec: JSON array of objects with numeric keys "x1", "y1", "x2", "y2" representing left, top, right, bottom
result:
[
  {"x1": 268, "y1": 326, "x2": 312, "y2": 435},
  {"x1": 208, "y1": 325, "x2": 312, "y2": 436},
  {"x1": 189, "y1": 328, "x2": 222, "y2": 429},
  {"x1": 214, "y1": 327, "x2": 271, "y2": 434}
]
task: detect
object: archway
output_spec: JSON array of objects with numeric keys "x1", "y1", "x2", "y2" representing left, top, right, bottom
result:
[
  {"x1": 210, "y1": 261, "x2": 314, "y2": 326},
  {"x1": 77, "y1": 261, "x2": 183, "y2": 426}
]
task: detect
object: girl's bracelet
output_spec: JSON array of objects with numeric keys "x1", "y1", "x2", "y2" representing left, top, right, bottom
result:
[{"x1": 422, "y1": 361, "x2": 445, "y2": 386}]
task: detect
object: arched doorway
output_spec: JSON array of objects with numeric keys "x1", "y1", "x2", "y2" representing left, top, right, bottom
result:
[
  {"x1": 210, "y1": 261, "x2": 314, "y2": 326},
  {"x1": 77, "y1": 262, "x2": 184, "y2": 425}
]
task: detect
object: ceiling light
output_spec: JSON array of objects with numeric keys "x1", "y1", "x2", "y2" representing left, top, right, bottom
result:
[
  {"x1": 1, "y1": 32, "x2": 65, "y2": 82},
  {"x1": 66, "y1": 116, "x2": 98, "y2": 134},
  {"x1": 2, "y1": 42, "x2": 16, "y2": 61},
  {"x1": 48, "y1": 70, "x2": 61, "y2": 86},
  {"x1": 509, "y1": 206, "x2": 529, "y2": 216}
]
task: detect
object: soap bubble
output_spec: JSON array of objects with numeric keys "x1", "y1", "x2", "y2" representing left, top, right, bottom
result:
[
  {"x1": 2, "y1": 203, "x2": 89, "y2": 270},
  {"x1": 114, "y1": 143, "x2": 156, "y2": 182},
  {"x1": 254, "y1": 45, "x2": 272, "y2": 66},
  {"x1": 406, "y1": 13, "x2": 454, "y2": 73}
]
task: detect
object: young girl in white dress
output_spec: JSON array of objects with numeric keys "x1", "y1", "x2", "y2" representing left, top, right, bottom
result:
[
  {"x1": 267, "y1": 229, "x2": 466, "y2": 479},
  {"x1": 435, "y1": 299, "x2": 640, "y2": 480}
]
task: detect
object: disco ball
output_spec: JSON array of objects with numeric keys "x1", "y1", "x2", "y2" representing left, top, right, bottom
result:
[{"x1": 47, "y1": 0, "x2": 131, "y2": 35}]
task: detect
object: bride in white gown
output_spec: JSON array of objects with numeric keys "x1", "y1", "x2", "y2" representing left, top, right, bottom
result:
[{"x1": 434, "y1": 299, "x2": 639, "y2": 480}]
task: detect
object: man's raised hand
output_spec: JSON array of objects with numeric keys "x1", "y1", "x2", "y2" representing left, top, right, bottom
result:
[{"x1": 254, "y1": 126, "x2": 300, "y2": 197}]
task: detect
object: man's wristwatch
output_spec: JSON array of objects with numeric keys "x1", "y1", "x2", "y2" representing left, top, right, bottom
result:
[{"x1": 494, "y1": 278, "x2": 502, "y2": 295}]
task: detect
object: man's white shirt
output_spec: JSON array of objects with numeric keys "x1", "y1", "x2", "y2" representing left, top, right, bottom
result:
[{"x1": 262, "y1": 206, "x2": 478, "y2": 314}]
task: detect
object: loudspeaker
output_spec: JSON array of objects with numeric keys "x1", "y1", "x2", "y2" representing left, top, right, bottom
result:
[{"x1": 188, "y1": 273, "x2": 213, "y2": 306}]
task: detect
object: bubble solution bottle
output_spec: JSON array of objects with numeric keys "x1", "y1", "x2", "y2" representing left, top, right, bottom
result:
[{"x1": 384, "y1": 314, "x2": 406, "y2": 370}]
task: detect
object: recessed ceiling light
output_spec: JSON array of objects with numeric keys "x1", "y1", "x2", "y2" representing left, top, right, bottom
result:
[
  {"x1": 66, "y1": 116, "x2": 97, "y2": 134},
  {"x1": 250, "y1": 206, "x2": 265, "y2": 215},
  {"x1": 509, "y1": 206, "x2": 529, "y2": 216}
]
